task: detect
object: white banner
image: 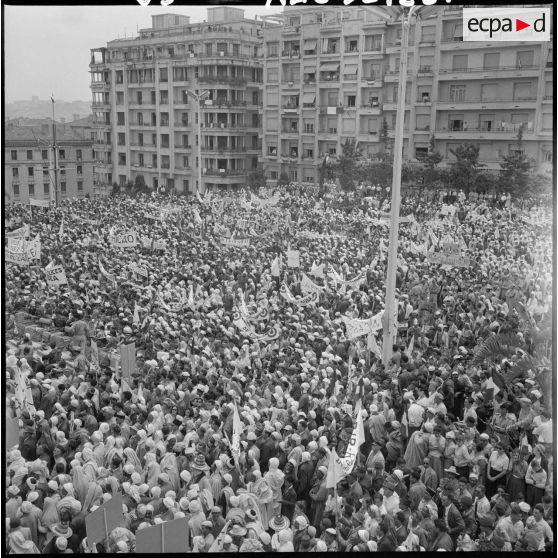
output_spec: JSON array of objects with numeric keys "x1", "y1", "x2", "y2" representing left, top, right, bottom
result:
[
  {"x1": 26, "y1": 235, "x2": 41, "y2": 260},
  {"x1": 427, "y1": 252, "x2": 471, "y2": 268},
  {"x1": 342, "y1": 312, "x2": 383, "y2": 340},
  {"x1": 301, "y1": 273, "x2": 325, "y2": 296},
  {"x1": 111, "y1": 231, "x2": 137, "y2": 248},
  {"x1": 29, "y1": 198, "x2": 51, "y2": 208},
  {"x1": 6, "y1": 224, "x2": 30, "y2": 239},
  {"x1": 280, "y1": 282, "x2": 319, "y2": 307},
  {"x1": 6, "y1": 248, "x2": 30, "y2": 266},
  {"x1": 45, "y1": 261, "x2": 68, "y2": 287},
  {"x1": 286, "y1": 249, "x2": 300, "y2": 268},
  {"x1": 222, "y1": 237, "x2": 250, "y2": 248},
  {"x1": 152, "y1": 240, "x2": 167, "y2": 251},
  {"x1": 129, "y1": 263, "x2": 149, "y2": 278}
]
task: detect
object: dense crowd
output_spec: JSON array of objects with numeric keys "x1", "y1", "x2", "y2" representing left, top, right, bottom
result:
[{"x1": 4, "y1": 183, "x2": 553, "y2": 553}]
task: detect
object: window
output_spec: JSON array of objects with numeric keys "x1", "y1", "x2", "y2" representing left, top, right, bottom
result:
[
  {"x1": 252, "y1": 92, "x2": 259, "y2": 105},
  {"x1": 28, "y1": 167, "x2": 34, "y2": 177},
  {"x1": 11, "y1": 150, "x2": 17, "y2": 160},
  {"x1": 27, "y1": 150, "x2": 33, "y2": 160},
  {"x1": 346, "y1": 95, "x2": 356, "y2": 107},
  {"x1": 116, "y1": 70, "x2": 123, "y2": 83},
  {"x1": 118, "y1": 133, "x2": 126, "y2": 145},
  {"x1": 304, "y1": 147, "x2": 313, "y2": 158},
  {"x1": 415, "y1": 146, "x2": 428, "y2": 158},
  {"x1": 44, "y1": 183, "x2": 49, "y2": 194},
  {"x1": 159, "y1": 67, "x2": 168, "y2": 82},
  {"x1": 183, "y1": 156, "x2": 190, "y2": 167},
  {"x1": 345, "y1": 38, "x2": 358, "y2": 53},
  {"x1": 152, "y1": 154, "x2": 157, "y2": 167},
  {"x1": 481, "y1": 83, "x2": 498, "y2": 101},
  {"x1": 483, "y1": 52, "x2": 500, "y2": 70},
  {"x1": 511, "y1": 113, "x2": 528, "y2": 125},
  {"x1": 161, "y1": 134, "x2": 170, "y2": 148},
  {"x1": 183, "y1": 179, "x2": 190, "y2": 191},
  {"x1": 479, "y1": 113, "x2": 495, "y2": 131},
  {"x1": 449, "y1": 114, "x2": 464, "y2": 131},
  {"x1": 116, "y1": 92, "x2": 124, "y2": 105},
  {"x1": 151, "y1": 91, "x2": 156, "y2": 104},
  {"x1": 305, "y1": 123, "x2": 314, "y2": 133},
  {"x1": 516, "y1": 50, "x2": 534, "y2": 68},
  {"x1": 267, "y1": 68, "x2": 278, "y2": 82},
  {"x1": 268, "y1": 145, "x2": 277, "y2": 156},
  {"x1": 547, "y1": 48, "x2": 553, "y2": 66},
  {"x1": 138, "y1": 153, "x2": 144, "y2": 167},
  {"x1": 449, "y1": 85, "x2": 466, "y2": 102},
  {"x1": 43, "y1": 169, "x2": 49, "y2": 179},
  {"x1": 160, "y1": 112, "x2": 169, "y2": 126},
  {"x1": 421, "y1": 26, "x2": 435, "y2": 42},
  {"x1": 13, "y1": 184, "x2": 19, "y2": 197},
  {"x1": 28, "y1": 183, "x2": 35, "y2": 196},
  {"x1": 160, "y1": 91, "x2": 168, "y2": 104},
  {"x1": 513, "y1": 82, "x2": 532, "y2": 100},
  {"x1": 415, "y1": 114, "x2": 430, "y2": 130},
  {"x1": 267, "y1": 42, "x2": 279, "y2": 57},
  {"x1": 542, "y1": 113, "x2": 552, "y2": 130},
  {"x1": 59, "y1": 149, "x2": 65, "y2": 159},
  {"x1": 77, "y1": 165, "x2": 83, "y2": 175},
  {"x1": 543, "y1": 151, "x2": 552, "y2": 162},
  {"x1": 119, "y1": 175, "x2": 127, "y2": 186},
  {"x1": 76, "y1": 149, "x2": 82, "y2": 161},
  {"x1": 327, "y1": 91, "x2": 338, "y2": 105},
  {"x1": 452, "y1": 55, "x2": 468, "y2": 71},
  {"x1": 117, "y1": 112, "x2": 125, "y2": 125},
  {"x1": 544, "y1": 81, "x2": 552, "y2": 97},
  {"x1": 419, "y1": 56, "x2": 434, "y2": 72},
  {"x1": 60, "y1": 182, "x2": 66, "y2": 193},
  {"x1": 12, "y1": 167, "x2": 19, "y2": 178},
  {"x1": 118, "y1": 153, "x2": 126, "y2": 165}
]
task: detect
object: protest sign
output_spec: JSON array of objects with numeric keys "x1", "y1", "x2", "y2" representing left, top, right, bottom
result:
[
  {"x1": 6, "y1": 224, "x2": 30, "y2": 238},
  {"x1": 6, "y1": 416, "x2": 20, "y2": 450},
  {"x1": 29, "y1": 198, "x2": 51, "y2": 208},
  {"x1": 427, "y1": 252, "x2": 471, "y2": 268},
  {"x1": 7, "y1": 237, "x2": 26, "y2": 253},
  {"x1": 129, "y1": 263, "x2": 149, "y2": 279},
  {"x1": 136, "y1": 517, "x2": 190, "y2": 553},
  {"x1": 442, "y1": 242, "x2": 461, "y2": 255},
  {"x1": 26, "y1": 235, "x2": 41, "y2": 260},
  {"x1": 120, "y1": 343, "x2": 136, "y2": 380},
  {"x1": 152, "y1": 239, "x2": 167, "y2": 251},
  {"x1": 45, "y1": 262, "x2": 68, "y2": 287},
  {"x1": 286, "y1": 249, "x2": 300, "y2": 268},
  {"x1": 85, "y1": 493, "x2": 125, "y2": 547},
  {"x1": 111, "y1": 231, "x2": 137, "y2": 248},
  {"x1": 222, "y1": 237, "x2": 250, "y2": 248}
]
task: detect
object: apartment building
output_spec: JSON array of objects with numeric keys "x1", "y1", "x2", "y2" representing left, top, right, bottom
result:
[
  {"x1": 4, "y1": 120, "x2": 94, "y2": 205},
  {"x1": 90, "y1": 8, "x2": 264, "y2": 194},
  {"x1": 261, "y1": 6, "x2": 553, "y2": 185}
]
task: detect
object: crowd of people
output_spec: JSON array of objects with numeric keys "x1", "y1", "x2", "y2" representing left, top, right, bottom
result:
[{"x1": 4, "y1": 183, "x2": 553, "y2": 553}]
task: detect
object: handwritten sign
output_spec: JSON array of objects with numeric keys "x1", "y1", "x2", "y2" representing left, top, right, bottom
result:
[
  {"x1": 111, "y1": 231, "x2": 137, "y2": 248},
  {"x1": 427, "y1": 252, "x2": 471, "y2": 268},
  {"x1": 129, "y1": 263, "x2": 149, "y2": 278},
  {"x1": 29, "y1": 198, "x2": 51, "y2": 208},
  {"x1": 222, "y1": 238, "x2": 250, "y2": 248},
  {"x1": 6, "y1": 249, "x2": 30, "y2": 266},
  {"x1": 45, "y1": 263, "x2": 68, "y2": 287}
]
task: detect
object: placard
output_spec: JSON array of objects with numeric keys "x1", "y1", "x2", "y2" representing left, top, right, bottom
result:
[
  {"x1": 85, "y1": 493, "x2": 125, "y2": 547},
  {"x1": 427, "y1": 252, "x2": 471, "y2": 268},
  {"x1": 120, "y1": 343, "x2": 136, "y2": 380},
  {"x1": 29, "y1": 198, "x2": 51, "y2": 208},
  {"x1": 222, "y1": 238, "x2": 250, "y2": 248},
  {"x1": 45, "y1": 263, "x2": 68, "y2": 286},
  {"x1": 111, "y1": 231, "x2": 137, "y2": 248},
  {"x1": 286, "y1": 250, "x2": 300, "y2": 268},
  {"x1": 6, "y1": 416, "x2": 20, "y2": 449}
]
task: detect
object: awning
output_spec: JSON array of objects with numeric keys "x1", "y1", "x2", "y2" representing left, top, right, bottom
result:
[
  {"x1": 344, "y1": 64, "x2": 358, "y2": 74},
  {"x1": 304, "y1": 39, "x2": 317, "y2": 49},
  {"x1": 302, "y1": 93, "x2": 316, "y2": 103},
  {"x1": 320, "y1": 62, "x2": 340, "y2": 72}
]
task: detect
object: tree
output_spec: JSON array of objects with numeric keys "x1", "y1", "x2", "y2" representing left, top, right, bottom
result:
[
  {"x1": 133, "y1": 175, "x2": 148, "y2": 196},
  {"x1": 247, "y1": 169, "x2": 266, "y2": 191},
  {"x1": 111, "y1": 181, "x2": 120, "y2": 196},
  {"x1": 278, "y1": 171, "x2": 290, "y2": 187},
  {"x1": 377, "y1": 118, "x2": 393, "y2": 163},
  {"x1": 499, "y1": 126, "x2": 534, "y2": 193},
  {"x1": 448, "y1": 143, "x2": 485, "y2": 192},
  {"x1": 334, "y1": 139, "x2": 362, "y2": 191}
]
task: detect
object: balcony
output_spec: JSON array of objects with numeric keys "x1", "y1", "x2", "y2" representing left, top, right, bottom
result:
[
  {"x1": 198, "y1": 76, "x2": 247, "y2": 86},
  {"x1": 303, "y1": 78, "x2": 317, "y2": 85},
  {"x1": 175, "y1": 144, "x2": 192, "y2": 151},
  {"x1": 438, "y1": 64, "x2": 539, "y2": 80},
  {"x1": 201, "y1": 146, "x2": 247, "y2": 154},
  {"x1": 200, "y1": 123, "x2": 246, "y2": 131},
  {"x1": 435, "y1": 126, "x2": 535, "y2": 140},
  {"x1": 129, "y1": 103, "x2": 156, "y2": 109},
  {"x1": 92, "y1": 101, "x2": 110, "y2": 110},
  {"x1": 281, "y1": 50, "x2": 301, "y2": 59},
  {"x1": 130, "y1": 143, "x2": 158, "y2": 150},
  {"x1": 343, "y1": 73, "x2": 358, "y2": 81},
  {"x1": 417, "y1": 66, "x2": 433, "y2": 75},
  {"x1": 129, "y1": 122, "x2": 157, "y2": 129},
  {"x1": 361, "y1": 76, "x2": 384, "y2": 86},
  {"x1": 282, "y1": 105, "x2": 300, "y2": 114},
  {"x1": 437, "y1": 96, "x2": 538, "y2": 109},
  {"x1": 281, "y1": 127, "x2": 299, "y2": 135},
  {"x1": 360, "y1": 104, "x2": 382, "y2": 115},
  {"x1": 204, "y1": 169, "x2": 247, "y2": 177}
]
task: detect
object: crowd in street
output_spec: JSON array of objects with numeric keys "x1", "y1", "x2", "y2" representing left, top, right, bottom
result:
[{"x1": 4, "y1": 183, "x2": 553, "y2": 553}]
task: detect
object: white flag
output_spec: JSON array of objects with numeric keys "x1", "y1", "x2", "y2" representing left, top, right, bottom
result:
[
  {"x1": 406, "y1": 335, "x2": 415, "y2": 357},
  {"x1": 368, "y1": 332, "x2": 382, "y2": 359},
  {"x1": 133, "y1": 303, "x2": 140, "y2": 325},
  {"x1": 301, "y1": 273, "x2": 324, "y2": 296},
  {"x1": 271, "y1": 256, "x2": 281, "y2": 277},
  {"x1": 59, "y1": 219, "x2": 64, "y2": 238},
  {"x1": 310, "y1": 261, "x2": 325, "y2": 278},
  {"x1": 231, "y1": 402, "x2": 243, "y2": 468}
]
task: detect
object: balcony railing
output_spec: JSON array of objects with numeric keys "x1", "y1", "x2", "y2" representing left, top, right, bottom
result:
[
  {"x1": 282, "y1": 50, "x2": 300, "y2": 58},
  {"x1": 418, "y1": 66, "x2": 433, "y2": 74},
  {"x1": 439, "y1": 96, "x2": 537, "y2": 103},
  {"x1": 201, "y1": 147, "x2": 247, "y2": 153},
  {"x1": 343, "y1": 73, "x2": 358, "y2": 81},
  {"x1": 199, "y1": 76, "x2": 248, "y2": 86},
  {"x1": 281, "y1": 127, "x2": 299, "y2": 133},
  {"x1": 437, "y1": 125, "x2": 533, "y2": 133},
  {"x1": 442, "y1": 36, "x2": 464, "y2": 42},
  {"x1": 439, "y1": 64, "x2": 538, "y2": 73},
  {"x1": 204, "y1": 169, "x2": 247, "y2": 177}
]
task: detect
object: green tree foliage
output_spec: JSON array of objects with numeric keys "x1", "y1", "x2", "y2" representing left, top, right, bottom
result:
[
  {"x1": 499, "y1": 126, "x2": 534, "y2": 193},
  {"x1": 247, "y1": 169, "x2": 266, "y2": 191},
  {"x1": 334, "y1": 139, "x2": 362, "y2": 191},
  {"x1": 448, "y1": 143, "x2": 485, "y2": 191},
  {"x1": 278, "y1": 171, "x2": 290, "y2": 187}
]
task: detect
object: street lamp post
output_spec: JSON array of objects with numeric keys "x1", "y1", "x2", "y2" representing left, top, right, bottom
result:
[{"x1": 186, "y1": 88, "x2": 210, "y2": 195}]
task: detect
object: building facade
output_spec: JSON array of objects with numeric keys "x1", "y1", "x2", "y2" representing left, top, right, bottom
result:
[
  {"x1": 261, "y1": 6, "x2": 553, "y2": 185},
  {"x1": 4, "y1": 120, "x2": 95, "y2": 205},
  {"x1": 90, "y1": 8, "x2": 264, "y2": 194}
]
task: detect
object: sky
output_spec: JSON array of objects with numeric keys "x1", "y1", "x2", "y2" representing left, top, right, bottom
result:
[{"x1": 4, "y1": 4, "x2": 283, "y2": 103}]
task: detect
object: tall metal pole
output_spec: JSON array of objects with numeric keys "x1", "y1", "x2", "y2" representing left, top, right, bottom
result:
[
  {"x1": 51, "y1": 96, "x2": 59, "y2": 205},
  {"x1": 197, "y1": 94, "x2": 203, "y2": 195},
  {"x1": 382, "y1": 8, "x2": 414, "y2": 366}
]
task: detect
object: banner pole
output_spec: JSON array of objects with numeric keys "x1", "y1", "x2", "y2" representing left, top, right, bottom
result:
[
  {"x1": 161, "y1": 523, "x2": 165, "y2": 553},
  {"x1": 102, "y1": 508, "x2": 109, "y2": 548}
]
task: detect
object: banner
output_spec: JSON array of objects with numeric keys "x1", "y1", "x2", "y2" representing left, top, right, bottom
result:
[
  {"x1": 280, "y1": 282, "x2": 319, "y2": 307},
  {"x1": 136, "y1": 517, "x2": 190, "y2": 553},
  {"x1": 232, "y1": 311, "x2": 281, "y2": 343},
  {"x1": 271, "y1": 256, "x2": 281, "y2": 277},
  {"x1": 29, "y1": 198, "x2": 51, "y2": 208},
  {"x1": 329, "y1": 267, "x2": 367, "y2": 289},
  {"x1": 6, "y1": 416, "x2": 20, "y2": 450},
  {"x1": 152, "y1": 240, "x2": 167, "y2": 251},
  {"x1": 342, "y1": 312, "x2": 383, "y2": 340},
  {"x1": 222, "y1": 237, "x2": 250, "y2": 248},
  {"x1": 98, "y1": 259, "x2": 115, "y2": 283},
  {"x1": 26, "y1": 235, "x2": 41, "y2": 260},
  {"x1": 111, "y1": 231, "x2": 137, "y2": 248},
  {"x1": 129, "y1": 263, "x2": 149, "y2": 279},
  {"x1": 119, "y1": 343, "x2": 136, "y2": 381},
  {"x1": 301, "y1": 273, "x2": 325, "y2": 296},
  {"x1": 141, "y1": 236, "x2": 154, "y2": 250},
  {"x1": 6, "y1": 224, "x2": 30, "y2": 238},
  {"x1": 427, "y1": 252, "x2": 471, "y2": 268},
  {"x1": 85, "y1": 493, "x2": 125, "y2": 547},
  {"x1": 145, "y1": 213, "x2": 165, "y2": 221},
  {"x1": 310, "y1": 261, "x2": 325, "y2": 278},
  {"x1": 45, "y1": 261, "x2": 68, "y2": 287},
  {"x1": 90, "y1": 339, "x2": 99, "y2": 371},
  {"x1": 231, "y1": 402, "x2": 242, "y2": 468},
  {"x1": 286, "y1": 249, "x2": 300, "y2": 268}
]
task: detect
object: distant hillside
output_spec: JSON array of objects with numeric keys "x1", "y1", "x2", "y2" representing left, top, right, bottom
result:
[{"x1": 5, "y1": 98, "x2": 92, "y2": 123}]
